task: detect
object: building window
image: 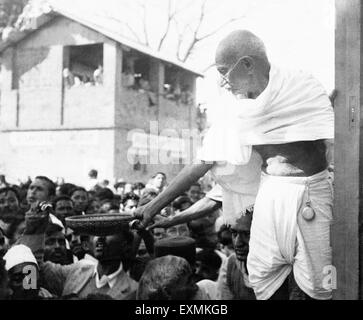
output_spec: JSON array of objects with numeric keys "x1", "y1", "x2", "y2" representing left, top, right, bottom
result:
[
  {"x1": 164, "y1": 65, "x2": 193, "y2": 105},
  {"x1": 121, "y1": 51, "x2": 151, "y2": 90},
  {"x1": 122, "y1": 50, "x2": 156, "y2": 106},
  {"x1": 63, "y1": 43, "x2": 103, "y2": 88}
]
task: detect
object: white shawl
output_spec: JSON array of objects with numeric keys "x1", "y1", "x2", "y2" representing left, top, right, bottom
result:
[{"x1": 198, "y1": 64, "x2": 334, "y2": 225}]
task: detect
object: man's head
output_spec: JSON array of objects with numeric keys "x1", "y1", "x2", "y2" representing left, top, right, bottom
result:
[
  {"x1": 70, "y1": 187, "x2": 89, "y2": 214},
  {"x1": 114, "y1": 181, "x2": 126, "y2": 196},
  {"x1": 166, "y1": 224, "x2": 190, "y2": 238},
  {"x1": 99, "y1": 199, "x2": 119, "y2": 214},
  {"x1": 65, "y1": 228, "x2": 92, "y2": 260},
  {"x1": 0, "y1": 187, "x2": 20, "y2": 215},
  {"x1": 173, "y1": 195, "x2": 193, "y2": 212},
  {"x1": 56, "y1": 183, "x2": 77, "y2": 197},
  {"x1": 3, "y1": 245, "x2": 40, "y2": 300},
  {"x1": 133, "y1": 182, "x2": 145, "y2": 197},
  {"x1": 124, "y1": 183, "x2": 134, "y2": 194},
  {"x1": 187, "y1": 184, "x2": 202, "y2": 204},
  {"x1": 153, "y1": 227, "x2": 166, "y2": 242},
  {"x1": 151, "y1": 172, "x2": 167, "y2": 190},
  {"x1": 121, "y1": 193, "x2": 139, "y2": 215},
  {"x1": 27, "y1": 176, "x2": 56, "y2": 206},
  {"x1": 154, "y1": 236, "x2": 196, "y2": 268},
  {"x1": 86, "y1": 199, "x2": 101, "y2": 214},
  {"x1": 188, "y1": 212, "x2": 219, "y2": 249},
  {"x1": 137, "y1": 255, "x2": 198, "y2": 300},
  {"x1": 88, "y1": 169, "x2": 98, "y2": 179},
  {"x1": 92, "y1": 230, "x2": 134, "y2": 265},
  {"x1": 53, "y1": 196, "x2": 74, "y2": 222},
  {"x1": 44, "y1": 223, "x2": 68, "y2": 265},
  {"x1": 195, "y1": 249, "x2": 222, "y2": 282},
  {"x1": 229, "y1": 212, "x2": 253, "y2": 262},
  {"x1": 215, "y1": 30, "x2": 270, "y2": 99},
  {"x1": 94, "y1": 188, "x2": 114, "y2": 203}
]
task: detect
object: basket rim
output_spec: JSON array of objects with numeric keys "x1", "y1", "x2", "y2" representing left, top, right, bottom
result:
[{"x1": 65, "y1": 213, "x2": 134, "y2": 222}]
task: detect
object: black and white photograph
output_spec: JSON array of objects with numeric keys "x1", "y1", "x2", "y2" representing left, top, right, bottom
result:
[{"x1": 0, "y1": 0, "x2": 356, "y2": 309}]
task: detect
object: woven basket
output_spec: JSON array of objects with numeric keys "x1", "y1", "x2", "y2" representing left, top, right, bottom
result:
[{"x1": 65, "y1": 213, "x2": 134, "y2": 236}]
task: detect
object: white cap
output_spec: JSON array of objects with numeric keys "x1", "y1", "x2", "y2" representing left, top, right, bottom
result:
[{"x1": 3, "y1": 244, "x2": 38, "y2": 271}]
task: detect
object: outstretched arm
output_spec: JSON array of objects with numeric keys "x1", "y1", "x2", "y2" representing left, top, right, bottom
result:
[
  {"x1": 148, "y1": 197, "x2": 221, "y2": 230},
  {"x1": 134, "y1": 161, "x2": 214, "y2": 228}
]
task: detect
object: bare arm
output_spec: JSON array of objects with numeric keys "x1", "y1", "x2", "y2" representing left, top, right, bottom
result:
[
  {"x1": 135, "y1": 161, "x2": 214, "y2": 227},
  {"x1": 148, "y1": 197, "x2": 221, "y2": 230}
]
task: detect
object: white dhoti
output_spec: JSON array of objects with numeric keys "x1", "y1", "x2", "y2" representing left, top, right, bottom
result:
[{"x1": 247, "y1": 170, "x2": 333, "y2": 300}]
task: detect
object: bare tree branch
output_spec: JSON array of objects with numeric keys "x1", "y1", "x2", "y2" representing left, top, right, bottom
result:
[
  {"x1": 137, "y1": 0, "x2": 150, "y2": 47},
  {"x1": 181, "y1": 13, "x2": 244, "y2": 62},
  {"x1": 202, "y1": 62, "x2": 216, "y2": 73},
  {"x1": 157, "y1": 0, "x2": 174, "y2": 51},
  {"x1": 180, "y1": 0, "x2": 207, "y2": 62},
  {"x1": 123, "y1": 21, "x2": 145, "y2": 44},
  {"x1": 120, "y1": 0, "x2": 244, "y2": 63},
  {"x1": 197, "y1": 15, "x2": 244, "y2": 41},
  {"x1": 173, "y1": 19, "x2": 183, "y2": 61},
  {"x1": 157, "y1": 0, "x2": 195, "y2": 52}
]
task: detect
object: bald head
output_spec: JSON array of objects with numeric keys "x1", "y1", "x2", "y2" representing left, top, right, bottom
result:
[{"x1": 215, "y1": 30, "x2": 269, "y2": 66}]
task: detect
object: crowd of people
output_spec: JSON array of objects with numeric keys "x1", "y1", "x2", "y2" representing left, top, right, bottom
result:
[
  {"x1": 0, "y1": 28, "x2": 337, "y2": 301},
  {"x1": 0, "y1": 169, "x2": 248, "y2": 300}
]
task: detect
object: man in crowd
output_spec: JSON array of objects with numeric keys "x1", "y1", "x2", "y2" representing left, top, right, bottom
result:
[
  {"x1": 187, "y1": 183, "x2": 202, "y2": 204},
  {"x1": 150, "y1": 236, "x2": 214, "y2": 299},
  {"x1": 217, "y1": 212, "x2": 255, "y2": 300},
  {"x1": 114, "y1": 180, "x2": 126, "y2": 197},
  {"x1": 70, "y1": 187, "x2": 89, "y2": 215},
  {"x1": 135, "y1": 30, "x2": 334, "y2": 300},
  {"x1": 0, "y1": 187, "x2": 24, "y2": 240},
  {"x1": 133, "y1": 182, "x2": 145, "y2": 197},
  {"x1": 53, "y1": 196, "x2": 75, "y2": 225},
  {"x1": 56, "y1": 183, "x2": 76, "y2": 198},
  {"x1": 172, "y1": 195, "x2": 193, "y2": 213},
  {"x1": 85, "y1": 169, "x2": 99, "y2": 191},
  {"x1": 3, "y1": 244, "x2": 53, "y2": 299},
  {"x1": 137, "y1": 255, "x2": 210, "y2": 300},
  {"x1": 17, "y1": 202, "x2": 138, "y2": 299},
  {"x1": 0, "y1": 187, "x2": 21, "y2": 216},
  {"x1": 165, "y1": 223, "x2": 190, "y2": 238},
  {"x1": 121, "y1": 193, "x2": 139, "y2": 215},
  {"x1": 44, "y1": 221, "x2": 72, "y2": 265},
  {"x1": 145, "y1": 172, "x2": 167, "y2": 194},
  {"x1": 65, "y1": 228, "x2": 93, "y2": 261},
  {"x1": 27, "y1": 176, "x2": 56, "y2": 207},
  {"x1": 195, "y1": 249, "x2": 222, "y2": 283}
]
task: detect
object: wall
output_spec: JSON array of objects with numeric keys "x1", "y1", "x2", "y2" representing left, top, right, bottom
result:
[
  {"x1": 0, "y1": 129, "x2": 115, "y2": 186},
  {"x1": 114, "y1": 84, "x2": 198, "y2": 183},
  {"x1": 1, "y1": 16, "x2": 116, "y2": 130}
]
